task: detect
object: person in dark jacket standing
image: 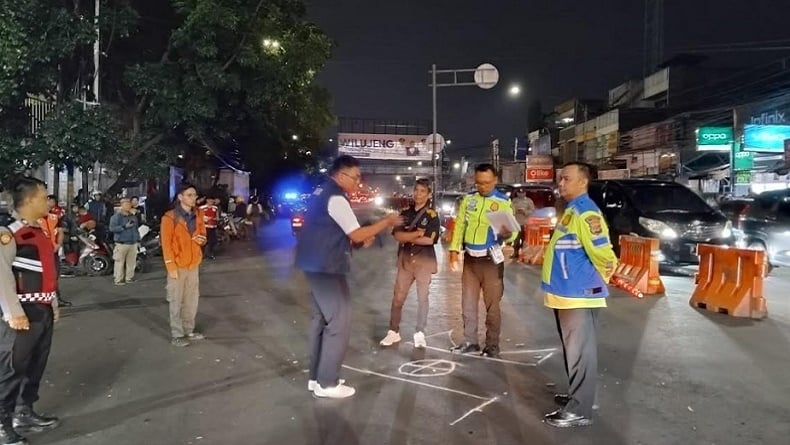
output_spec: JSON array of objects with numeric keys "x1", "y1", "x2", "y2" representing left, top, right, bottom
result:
[
  {"x1": 0, "y1": 177, "x2": 61, "y2": 444},
  {"x1": 109, "y1": 198, "x2": 140, "y2": 286},
  {"x1": 294, "y1": 155, "x2": 401, "y2": 399}
]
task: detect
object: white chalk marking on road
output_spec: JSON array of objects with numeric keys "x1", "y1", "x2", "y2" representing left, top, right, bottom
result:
[
  {"x1": 535, "y1": 351, "x2": 555, "y2": 366},
  {"x1": 424, "y1": 330, "x2": 453, "y2": 340},
  {"x1": 447, "y1": 330, "x2": 457, "y2": 348},
  {"x1": 341, "y1": 365, "x2": 488, "y2": 401},
  {"x1": 406, "y1": 343, "x2": 537, "y2": 367},
  {"x1": 499, "y1": 348, "x2": 558, "y2": 355},
  {"x1": 449, "y1": 397, "x2": 499, "y2": 426},
  {"x1": 398, "y1": 359, "x2": 456, "y2": 377}
]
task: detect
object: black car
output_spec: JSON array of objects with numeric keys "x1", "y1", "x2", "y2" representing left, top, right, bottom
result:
[
  {"x1": 722, "y1": 189, "x2": 790, "y2": 270},
  {"x1": 588, "y1": 179, "x2": 734, "y2": 264}
]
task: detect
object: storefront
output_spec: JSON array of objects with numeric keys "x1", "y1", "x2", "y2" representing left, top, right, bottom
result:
[{"x1": 733, "y1": 95, "x2": 790, "y2": 195}]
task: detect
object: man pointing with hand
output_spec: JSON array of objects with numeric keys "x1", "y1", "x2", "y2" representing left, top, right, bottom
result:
[{"x1": 295, "y1": 155, "x2": 402, "y2": 399}]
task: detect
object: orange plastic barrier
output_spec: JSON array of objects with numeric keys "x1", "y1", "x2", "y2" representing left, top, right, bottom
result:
[
  {"x1": 442, "y1": 218, "x2": 455, "y2": 243},
  {"x1": 519, "y1": 224, "x2": 553, "y2": 265},
  {"x1": 612, "y1": 235, "x2": 665, "y2": 296},
  {"x1": 689, "y1": 244, "x2": 767, "y2": 319}
]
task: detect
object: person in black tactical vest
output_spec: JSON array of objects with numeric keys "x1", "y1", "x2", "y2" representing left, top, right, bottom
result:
[
  {"x1": 379, "y1": 178, "x2": 441, "y2": 349},
  {"x1": 294, "y1": 155, "x2": 402, "y2": 399},
  {"x1": 0, "y1": 177, "x2": 61, "y2": 445}
]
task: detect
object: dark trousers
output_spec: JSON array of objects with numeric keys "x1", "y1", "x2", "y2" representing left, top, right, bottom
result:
[
  {"x1": 304, "y1": 272, "x2": 352, "y2": 388},
  {"x1": 513, "y1": 230, "x2": 525, "y2": 255},
  {"x1": 554, "y1": 308, "x2": 599, "y2": 418},
  {"x1": 206, "y1": 228, "x2": 218, "y2": 256},
  {"x1": 0, "y1": 304, "x2": 54, "y2": 416},
  {"x1": 461, "y1": 254, "x2": 504, "y2": 347},
  {"x1": 54, "y1": 253, "x2": 64, "y2": 300}
]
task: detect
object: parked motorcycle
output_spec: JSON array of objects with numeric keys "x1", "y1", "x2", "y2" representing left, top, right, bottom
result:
[{"x1": 61, "y1": 229, "x2": 113, "y2": 276}]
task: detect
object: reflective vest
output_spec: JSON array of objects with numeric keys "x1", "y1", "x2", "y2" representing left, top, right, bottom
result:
[
  {"x1": 8, "y1": 220, "x2": 57, "y2": 304},
  {"x1": 200, "y1": 205, "x2": 219, "y2": 228}
]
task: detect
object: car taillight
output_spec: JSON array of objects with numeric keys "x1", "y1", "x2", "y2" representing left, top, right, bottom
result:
[{"x1": 738, "y1": 205, "x2": 750, "y2": 220}]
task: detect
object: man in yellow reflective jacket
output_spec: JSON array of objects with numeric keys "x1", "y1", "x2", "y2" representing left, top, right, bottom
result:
[
  {"x1": 542, "y1": 162, "x2": 617, "y2": 428},
  {"x1": 448, "y1": 163, "x2": 518, "y2": 358}
]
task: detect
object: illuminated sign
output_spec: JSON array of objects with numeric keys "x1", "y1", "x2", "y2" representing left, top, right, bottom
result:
[
  {"x1": 696, "y1": 127, "x2": 732, "y2": 151},
  {"x1": 525, "y1": 167, "x2": 554, "y2": 182},
  {"x1": 743, "y1": 125, "x2": 790, "y2": 152},
  {"x1": 337, "y1": 133, "x2": 433, "y2": 161}
]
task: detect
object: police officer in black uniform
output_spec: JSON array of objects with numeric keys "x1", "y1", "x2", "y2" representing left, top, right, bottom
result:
[
  {"x1": 379, "y1": 178, "x2": 441, "y2": 348},
  {"x1": 0, "y1": 177, "x2": 61, "y2": 445}
]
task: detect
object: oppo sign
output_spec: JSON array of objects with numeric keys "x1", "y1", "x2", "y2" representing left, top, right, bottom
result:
[{"x1": 696, "y1": 127, "x2": 733, "y2": 151}]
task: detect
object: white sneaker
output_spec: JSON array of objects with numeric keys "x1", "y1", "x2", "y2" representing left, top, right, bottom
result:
[
  {"x1": 308, "y1": 379, "x2": 345, "y2": 392},
  {"x1": 313, "y1": 383, "x2": 356, "y2": 399},
  {"x1": 413, "y1": 331, "x2": 427, "y2": 348},
  {"x1": 379, "y1": 330, "x2": 401, "y2": 346}
]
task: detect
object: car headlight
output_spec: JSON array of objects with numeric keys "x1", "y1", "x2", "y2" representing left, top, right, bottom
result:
[
  {"x1": 373, "y1": 196, "x2": 383, "y2": 206},
  {"x1": 639, "y1": 217, "x2": 678, "y2": 240},
  {"x1": 720, "y1": 221, "x2": 733, "y2": 238},
  {"x1": 550, "y1": 216, "x2": 558, "y2": 226},
  {"x1": 442, "y1": 203, "x2": 453, "y2": 212}
]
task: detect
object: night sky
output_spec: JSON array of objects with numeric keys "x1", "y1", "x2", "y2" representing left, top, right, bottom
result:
[{"x1": 308, "y1": 0, "x2": 790, "y2": 160}]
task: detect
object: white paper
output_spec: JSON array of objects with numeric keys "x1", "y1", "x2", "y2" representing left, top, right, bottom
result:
[{"x1": 486, "y1": 211, "x2": 521, "y2": 234}]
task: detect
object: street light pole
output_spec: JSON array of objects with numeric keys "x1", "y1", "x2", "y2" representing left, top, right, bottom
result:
[
  {"x1": 428, "y1": 63, "x2": 498, "y2": 192},
  {"x1": 432, "y1": 64, "x2": 438, "y2": 193}
]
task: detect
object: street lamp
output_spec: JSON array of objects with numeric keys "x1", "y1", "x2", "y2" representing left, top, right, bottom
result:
[
  {"x1": 395, "y1": 175, "x2": 401, "y2": 181},
  {"x1": 453, "y1": 162, "x2": 460, "y2": 170},
  {"x1": 291, "y1": 134, "x2": 299, "y2": 141},
  {"x1": 509, "y1": 84, "x2": 521, "y2": 96},
  {"x1": 417, "y1": 161, "x2": 423, "y2": 166}
]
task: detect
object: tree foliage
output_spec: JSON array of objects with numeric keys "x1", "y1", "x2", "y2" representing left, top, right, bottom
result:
[{"x1": 0, "y1": 0, "x2": 335, "y2": 191}]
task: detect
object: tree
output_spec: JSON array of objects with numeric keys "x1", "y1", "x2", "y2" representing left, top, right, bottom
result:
[{"x1": 0, "y1": 0, "x2": 335, "y2": 193}]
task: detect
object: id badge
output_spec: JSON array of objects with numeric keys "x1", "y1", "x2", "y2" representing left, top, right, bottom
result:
[{"x1": 489, "y1": 244, "x2": 505, "y2": 264}]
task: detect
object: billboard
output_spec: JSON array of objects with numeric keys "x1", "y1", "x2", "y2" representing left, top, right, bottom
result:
[
  {"x1": 743, "y1": 125, "x2": 790, "y2": 152},
  {"x1": 337, "y1": 133, "x2": 433, "y2": 161}
]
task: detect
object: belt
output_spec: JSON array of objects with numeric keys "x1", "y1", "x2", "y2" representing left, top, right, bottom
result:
[
  {"x1": 116, "y1": 241, "x2": 137, "y2": 245},
  {"x1": 18, "y1": 291, "x2": 56, "y2": 303},
  {"x1": 464, "y1": 252, "x2": 492, "y2": 260}
]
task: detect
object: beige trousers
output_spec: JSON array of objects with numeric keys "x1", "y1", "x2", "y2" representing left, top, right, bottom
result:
[
  {"x1": 113, "y1": 243, "x2": 138, "y2": 284},
  {"x1": 166, "y1": 267, "x2": 200, "y2": 338}
]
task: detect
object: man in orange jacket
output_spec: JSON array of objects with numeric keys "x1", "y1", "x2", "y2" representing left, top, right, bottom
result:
[{"x1": 161, "y1": 184, "x2": 207, "y2": 347}]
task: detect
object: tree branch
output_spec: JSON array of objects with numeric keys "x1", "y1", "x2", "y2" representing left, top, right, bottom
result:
[{"x1": 221, "y1": 0, "x2": 266, "y2": 71}]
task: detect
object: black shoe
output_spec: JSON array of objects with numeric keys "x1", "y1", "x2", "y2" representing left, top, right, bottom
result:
[
  {"x1": 12, "y1": 407, "x2": 59, "y2": 432},
  {"x1": 0, "y1": 417, "x2": 27, "y2": 445},
  {"x1": 57, "y1": 298, "x2": 72, "y2": 307},
  {"x1": 451, "y1": 342, "x2": 481, "y2": 354},
  {"x1": 554, "y1": 394, "x2": 599, "y2": 410},
  {"x1": 544, "y1": 409, "x2": 593, "y2": 428},
  {"x1": 554, "y1": 394, "x2": 571, "y2": 406},
  {"x1": 481, "y1": 345, "x2": 500, "y2": 358}
]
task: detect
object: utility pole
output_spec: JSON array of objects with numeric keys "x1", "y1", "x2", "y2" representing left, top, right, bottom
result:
[
  {"x1": 93, "y1": 0, "x2": 100, "y2": 103},
  {"x1": 643, "y1": 0, "x2": 664, "y2": 76}
]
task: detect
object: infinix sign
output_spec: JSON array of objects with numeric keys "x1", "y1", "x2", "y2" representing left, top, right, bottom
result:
[
  {"x1": 749, "y1": 111, "x2": 786, "y2": 125},
  {"x1": 696, "y1": 126, "x2": 732, "y2": 151}
]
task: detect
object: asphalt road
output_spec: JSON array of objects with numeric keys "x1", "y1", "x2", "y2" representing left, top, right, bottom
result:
[{"x1": 30, "y1": 217, "x2": 790, "y2": 445}]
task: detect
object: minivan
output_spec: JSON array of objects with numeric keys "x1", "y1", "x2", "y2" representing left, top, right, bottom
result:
[{"x1": 588, "y1": 179, "x2": 734, "y2": 264}]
